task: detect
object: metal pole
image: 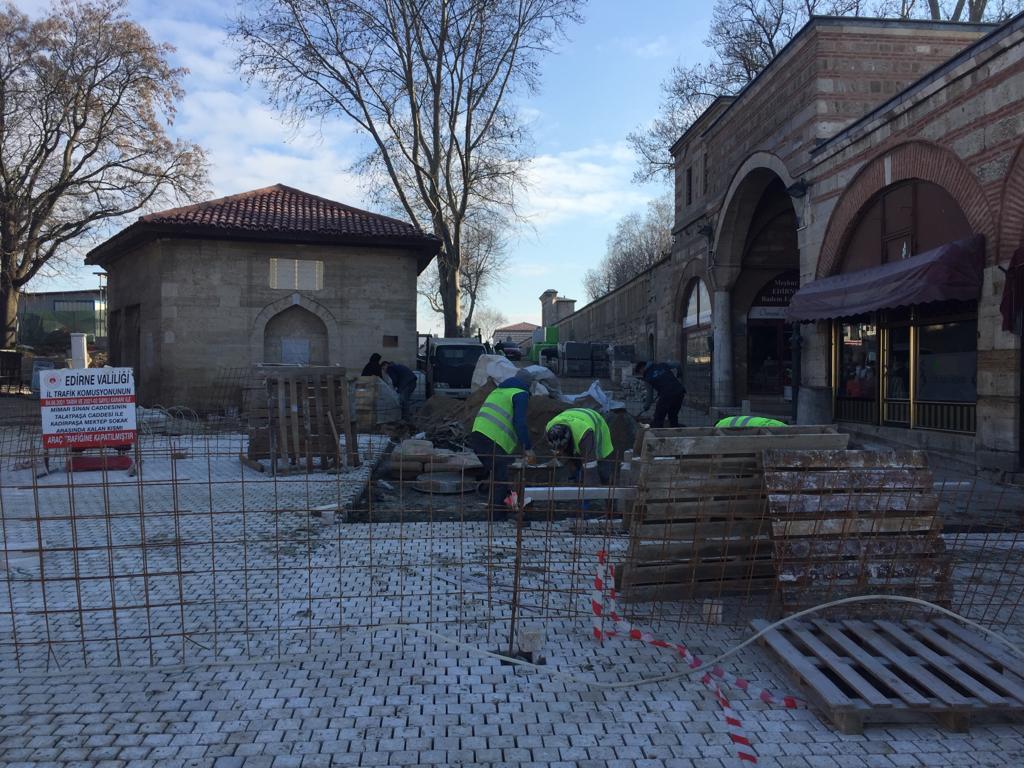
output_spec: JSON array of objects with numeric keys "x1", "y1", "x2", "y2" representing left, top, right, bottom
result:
[
  {"x1": 506, "y1": 465, "x2": 526, "y2": 657},
  {"x1": 790, "y1": 323, "x2": 801, "y2": 424}
]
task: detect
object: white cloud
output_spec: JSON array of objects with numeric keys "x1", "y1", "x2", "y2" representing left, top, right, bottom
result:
[
  {"x1": 520, "y1": 141, "x2": 654, "y2": 226},
  {"x1": 622, "y1": 35, "x2": 673, "y2": 60}
]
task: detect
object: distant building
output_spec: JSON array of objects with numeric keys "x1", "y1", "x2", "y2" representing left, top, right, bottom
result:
[
  {"x1": 18, "y1": 289, "x2": 106, "y2": 348},
  {"x1": 86, "y1": 184, "x2": 439, "y2": 406},
  {"x1": 493, "y1": 321, "x2": 539, "y2": 347},
  {"x1": 539, "y1": 290, "x2": 576, "y2": 326}
]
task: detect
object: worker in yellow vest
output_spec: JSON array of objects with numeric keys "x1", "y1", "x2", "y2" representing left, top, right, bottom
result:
[
  {"x1": 715, "y1": 415, "x2": 788, "y2": 428},
  {"x1": 469, "y1": 375, "x2": 534, "y2": 515},
  {"x1": 545, "y1": 407, "x2": 614, "y2": 486}
]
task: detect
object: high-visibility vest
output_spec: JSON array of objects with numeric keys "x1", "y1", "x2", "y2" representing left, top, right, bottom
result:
[
  {"x1": 472, "y1": 387, "x2": 526, "y2": 454},
  {"x1": 715, "y1": 415, "x2": 788, "y2": 428},
  {"x1": 546, "y1": 408, "x2": 613, "y2": 459}
]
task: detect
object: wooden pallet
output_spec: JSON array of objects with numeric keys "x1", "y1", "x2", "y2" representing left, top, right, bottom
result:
[
  {"x1": 753, "y1": 617, "x2": 1024, "y2": 733},
  {"x1": 763, "y1": 449, "x2": 950, "y2": 613},
  {"x1": 247, "y1": 366, "x2": 359, "y2": 472},
  {"x1": 616, "y1": 426, "x2": 849, "y2": 603}
]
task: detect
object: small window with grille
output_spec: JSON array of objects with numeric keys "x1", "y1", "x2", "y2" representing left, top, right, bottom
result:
[{"x1": 269, "y1": 258, "x2": 324, "y2": 290}]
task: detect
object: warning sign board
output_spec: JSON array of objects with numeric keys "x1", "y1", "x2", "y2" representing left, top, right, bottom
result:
[{"x1": 40, "y1": 368, "x2": 137, "y2": 449}]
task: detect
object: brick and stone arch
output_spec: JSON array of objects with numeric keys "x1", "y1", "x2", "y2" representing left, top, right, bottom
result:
[
  {"x1": 998, "y1": 139, "x2": 1024, "y2": 262},
  {"x1": 712, "y1": 151, "x2": 798, "y2": 291},
  {"x1": 252, "y1": 292, "x2": 338, "y2": 365},
  {"x1": 817, "y1": 140, "x2": 997, "y2": 277}
]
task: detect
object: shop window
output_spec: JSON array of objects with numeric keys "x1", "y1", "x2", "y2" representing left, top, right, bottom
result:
[
  {"x1": 683, "y1": 280, "x2": 711, "y2": 328},
  {"x1": 681, "y1": 279, "x2": 712, "y2": 411},
  {"x1": 917, "y1": 319, "x2": 976, "y2": 403},
  {"x1": 837, "y1": 321, "x2": 878, "y2": 400}
]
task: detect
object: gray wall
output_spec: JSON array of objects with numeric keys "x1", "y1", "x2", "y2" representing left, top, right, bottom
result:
[{"x1": 104, "y1": 238, "x2": 420, "y2": 407}]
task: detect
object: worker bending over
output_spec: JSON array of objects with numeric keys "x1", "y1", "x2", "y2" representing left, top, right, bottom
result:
[
  {"x1": 633, "y1": 360, "x2": 686, "y2": 428},
  {"x1": 469, "y1": 376, "x2": 535, "y2": 515},
  {"x1": 380, "y1": 360, "x2": 417, "y2": 421},
  {"x1": 545, "y1": 407, "x2": 614, "y2": 486},
  {"x1": 715, "y1": 415, "x2": 787, "y2": 428}
]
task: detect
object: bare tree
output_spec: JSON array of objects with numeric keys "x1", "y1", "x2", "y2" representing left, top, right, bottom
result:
[
  {"x1": 629, "y1": 0, "x2": 1021, "y2": 181},
  {"x1": 234, "y1": 0, "x2": 583, "y2": 337},
  {"x1": 419, "y1": 217, "x2": 509, "y2": 336},
  {"x1": 583, "y1": 195, "x2": 672, "y2": 301},
  {"x1": 471, "y1": 305, "x2": 508, "y2": 344},
  {"x1": 0, "y1": 0, "x2": 208, "y2": 347}
]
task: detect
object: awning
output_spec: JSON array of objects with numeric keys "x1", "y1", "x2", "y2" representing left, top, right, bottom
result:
[
  {"x1": 999, "y1": 246, "x2": 1024, "y2": 334},
  {"x1": 787, "y1": 235, "x2": 985, "y2": 322}
]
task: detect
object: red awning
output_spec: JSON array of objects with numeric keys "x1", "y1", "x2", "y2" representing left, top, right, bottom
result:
[
  {"x1": 1000, "y1": 246, "x2": 1024, "y2": 334},
  {"x1": 787, "y1": 235, "x2": 985, "y2": 322}
]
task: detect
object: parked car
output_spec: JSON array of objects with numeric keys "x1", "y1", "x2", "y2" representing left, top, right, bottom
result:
[
  {"x1": 495, "y1": 341, "x2": 523, "y2": 361},
  {"x1": 420, "y1": 336, "x2": 486, "y2": 399}
]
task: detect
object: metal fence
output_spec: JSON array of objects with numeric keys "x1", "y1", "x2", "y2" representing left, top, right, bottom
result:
[{"x1": 2, "y1": 398, "x2": 1023, "y2": 677}]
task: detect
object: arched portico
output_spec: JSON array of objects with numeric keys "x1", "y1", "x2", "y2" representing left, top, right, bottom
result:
[{"x1": 709, "y1": 153, "x2": 802, "y2": 411}]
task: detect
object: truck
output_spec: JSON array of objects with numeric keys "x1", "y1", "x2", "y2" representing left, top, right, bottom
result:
[{"x1": 417, "y1": 335, "x2": 487, "y2": 399}]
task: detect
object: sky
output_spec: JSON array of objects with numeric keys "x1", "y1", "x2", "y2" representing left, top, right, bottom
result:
[{"x1": 28, "y1": 0, "x2": 714, "y2": 333}]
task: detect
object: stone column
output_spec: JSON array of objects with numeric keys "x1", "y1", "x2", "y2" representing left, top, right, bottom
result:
[{"x1": 712, "y1": 290, "x2": 734, "y2": 407}]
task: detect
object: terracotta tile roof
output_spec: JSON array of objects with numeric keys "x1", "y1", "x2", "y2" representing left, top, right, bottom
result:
[
  {"x1": 495, "y1": 322, "x2": 540, "y2": 332},
  {"x1": 86, "y1": 184, "x2": 439, "y2": 272},
  {"x1": 140, "y1": 184, "x2": 425, "y2": 239}
]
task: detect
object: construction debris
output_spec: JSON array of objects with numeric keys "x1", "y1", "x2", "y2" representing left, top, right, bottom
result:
[{"x1": 383, "y1": 437, "x2": 483, "y2": 481}]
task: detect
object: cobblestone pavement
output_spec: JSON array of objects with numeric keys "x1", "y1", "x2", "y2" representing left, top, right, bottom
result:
[
  {"x1": 3, "y1": 624, "x2": 1024, "y2": 768},
  {"x1": 5, "y1": 430, "x2": 1024, "y2": 766}
]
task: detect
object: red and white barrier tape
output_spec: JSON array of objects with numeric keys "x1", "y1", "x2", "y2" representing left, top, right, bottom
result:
[{"x1": 591, "y1": 549, "x2": 802, "y2": 766}]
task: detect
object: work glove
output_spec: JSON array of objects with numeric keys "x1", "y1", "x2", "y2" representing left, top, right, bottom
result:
[{"x1": 524, "y1": 449, "x2": 538, "y2": 466}]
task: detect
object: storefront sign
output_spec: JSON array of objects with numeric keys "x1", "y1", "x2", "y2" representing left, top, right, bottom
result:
[
  {"x1": 40, "y1": 368, "x2": 137, "y2": 449},
  {"x1": 753, "y1": 271, "x2": 800, "y2": 307}
]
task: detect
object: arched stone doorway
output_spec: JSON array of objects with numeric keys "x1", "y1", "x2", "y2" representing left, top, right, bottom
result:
[
  {"x1": 681, "y1": 279, "x2": 712, "y2": 411},
  {"x1": 263, "y1": 305, "x2": 329, "y2": 365},
  {"x1": 708, "y1": 153, "x2": 802, "y2": 410},
  {"x1": 713, "y1": 171, "x2": 801, "y2": 414}
]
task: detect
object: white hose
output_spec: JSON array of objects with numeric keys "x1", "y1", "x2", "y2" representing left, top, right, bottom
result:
[
  {"x1": 7, "y1": 595, "x2": 1021, "y2": 690},
  {"x1": 381, "y1": 593, "x2": 1024, "y2": 690}
]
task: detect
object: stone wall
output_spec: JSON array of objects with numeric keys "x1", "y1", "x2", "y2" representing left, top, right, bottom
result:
[{"x1": 105, "y1": 238, "x2": 420, "y2": 407}]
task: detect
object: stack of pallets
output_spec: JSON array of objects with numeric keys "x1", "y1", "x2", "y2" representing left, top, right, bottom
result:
[
  {"x1": 247, "y1": 366, "x2": 359, "y2": 472},
  {"x1": 616, "y1": 426, "x2": 849, "y2": 603},
  {"x1": 763, "y1": 449, "x2": 950, "y2": 613}
]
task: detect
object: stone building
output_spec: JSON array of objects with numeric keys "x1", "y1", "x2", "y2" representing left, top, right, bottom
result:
[
  {"x1": 550, "y1": 15, "x2": 1024, "y2": 476},
  {"x1": 539, "y1": 290, "x2": 577, "y2": 326},
  {"x1": 86, "y1": 184, "x2": 439, "y2": 406},
  {"x1": 493, "y1": 321, "x2": 540, "y2": 346}
]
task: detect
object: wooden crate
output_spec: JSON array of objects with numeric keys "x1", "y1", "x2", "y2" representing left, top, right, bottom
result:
[
  {"x1": 763, "y1": 449, "x2": 950, "y2": 613},
  {"x1": 616, "y1": 426, "x2": 850, "y2": 603},
  {"x1": 753, "y1": 617, "x2": 1024, "y2": 733},
  {"x1": 247, "y1": 366, "x2": 358, "y2": 472}
]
